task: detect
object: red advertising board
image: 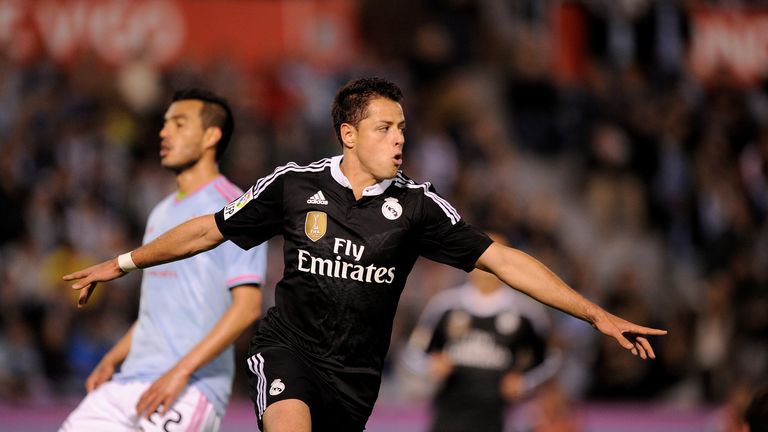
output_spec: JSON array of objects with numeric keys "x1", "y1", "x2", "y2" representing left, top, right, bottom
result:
[
  {"x1": 0, "y1": 0, "x2": 358, "y2": 69},
  {"x1": 690, "y1": 7, "x2": 768, "y2": 86}
]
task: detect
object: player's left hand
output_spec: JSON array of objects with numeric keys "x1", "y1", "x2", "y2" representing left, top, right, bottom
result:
[
  {"x1": 63, "y1": 258, "x2": 126, "y2": 307},
  {"x1": 136, "y1": 367, "x2": 190, "y2": 419},
  {"x1": 591, "y1": 310, "x2": 667, "y2": 360},
  {"x1": 500, "y1": 372, "x2": 525, "y2": 401},
  {"x1": 85, "y1": 358, "x2": 117, "y2": 392}
]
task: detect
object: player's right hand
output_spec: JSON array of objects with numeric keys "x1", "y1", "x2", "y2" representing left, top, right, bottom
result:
[
  {"x1": 63, "y1": 258, "x2": 125, "y2": 307},
  {"x1": 500, "y1": 372, "x2": 525, "y2": 401},
  {"x1": 591, "y1": 309, "x2": 667, "y2": 360},
  {"x1": 429, "y1": 352, "x2": 454, "y2": 380},
  {"x1": 85, "y1": 360, "x2": 116, "y2": 392}
]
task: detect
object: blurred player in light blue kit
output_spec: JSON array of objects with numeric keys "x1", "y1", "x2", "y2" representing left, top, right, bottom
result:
[{"x1": 60, "y1": 89, "x2": 267, "y2": 432}]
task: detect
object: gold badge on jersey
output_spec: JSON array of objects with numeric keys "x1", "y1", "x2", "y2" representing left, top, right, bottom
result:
[{"x1": 305, "y1": 211, "x2": 327, "y2": 242}]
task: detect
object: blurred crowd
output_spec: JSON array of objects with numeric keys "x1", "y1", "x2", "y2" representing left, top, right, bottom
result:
[{"x1": 0, "y1": 0, "x2": 766, "y2": 428}]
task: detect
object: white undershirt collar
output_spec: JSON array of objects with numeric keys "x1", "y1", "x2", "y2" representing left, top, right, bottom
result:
[{"x1": 330, "y1": 155, "x2": 393, "y2": 197}]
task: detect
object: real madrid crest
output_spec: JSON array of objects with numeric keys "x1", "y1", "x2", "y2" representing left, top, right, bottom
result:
[
  {"x1": 305, "y1": 211, "x2": 327, "y2": 242},
  {"x1": 381, "y1": 197, "x2": 402, "y2": 220}
]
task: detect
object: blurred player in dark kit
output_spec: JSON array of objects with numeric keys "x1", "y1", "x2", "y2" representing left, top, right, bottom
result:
[{"x1": 403, "y1": 232, "x2": 561, "y2": 432}]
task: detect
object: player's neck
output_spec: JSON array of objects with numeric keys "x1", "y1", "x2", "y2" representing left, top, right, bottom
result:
[
  {"x1": 339, "y1": 157, "x2": 377, "y2": 200},
  {"x1": 175, "y1": 160, "x2": 220, "y2": 196},
  {"x1": 476, "y1": 285, "x2": 502, "y2": 296}
]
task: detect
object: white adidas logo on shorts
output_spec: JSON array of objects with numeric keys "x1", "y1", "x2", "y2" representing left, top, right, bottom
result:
[{"x1": 307, "y1": 191, "x2": 328, "y2": 205}]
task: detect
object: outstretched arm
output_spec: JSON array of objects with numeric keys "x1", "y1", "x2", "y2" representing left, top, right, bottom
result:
[
  {"x1": 135, "y1": 285, "x2": 262, "y2": 418},
  {"x1": 63, "y1": 214, "x2": 225, "y2": 307},
  {"x1": 475, "y1": 242, "x2": 667, "y2": 359}
]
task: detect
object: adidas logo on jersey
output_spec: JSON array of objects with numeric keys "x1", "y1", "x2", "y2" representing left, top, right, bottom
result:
[{"x1": 307, "y1": 191, "x2": 328, "y2": 205}]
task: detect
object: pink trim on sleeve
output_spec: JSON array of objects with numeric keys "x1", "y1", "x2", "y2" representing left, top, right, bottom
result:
[
  {"x1": 219, "y1": 178, "x2": 242, "y2": 199},
  {"x1": 214, "y1": 182, "x2": 239, "y2": 202},
  {"x1": 227, "y1": 274, "x2": 263, "y2": 287}
]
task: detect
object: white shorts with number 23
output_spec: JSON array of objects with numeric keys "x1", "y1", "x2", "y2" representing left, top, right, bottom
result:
[{"x1": 59, "y1": 380, "x2": 221, "y2": 432}]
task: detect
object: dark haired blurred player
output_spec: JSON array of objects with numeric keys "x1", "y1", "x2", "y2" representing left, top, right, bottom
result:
[
  {"x1": 60, "y1": 89, "x2": 267, "y2": 431},
  {"x1": 403, "y1": 232, "x2": 561, "y2": 432}
]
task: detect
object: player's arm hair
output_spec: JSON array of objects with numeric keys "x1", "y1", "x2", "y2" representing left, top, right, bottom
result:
[
  {"x1": 475, "y1": 242, "x2": 666, "y2": 360},
  {"x1": 131, "y1": 214, "x2": 225, "y2": 269},
  {"x1": 475, "y1": 243, "x2": 600, "y2": 324}
]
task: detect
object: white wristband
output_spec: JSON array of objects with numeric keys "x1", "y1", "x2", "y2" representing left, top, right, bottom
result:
[{"x1": 117, "y1": 252, "x2": 138, "y2": 273}]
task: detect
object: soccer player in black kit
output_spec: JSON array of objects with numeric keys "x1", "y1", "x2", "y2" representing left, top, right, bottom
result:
[
  {"x1": 65, "y1": 77, "x2": 668, "y2": 432},
  {"x1": 402, "y1": 232, "x2": 561, "y2": 432}
]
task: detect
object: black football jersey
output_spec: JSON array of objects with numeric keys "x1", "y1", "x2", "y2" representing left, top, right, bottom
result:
[
  {"x1": 411, "y1": 285, "x2": 551, "y2": 432},
  {"x1": 215, "y1": 156, "x2": 492, "y2": 376}
]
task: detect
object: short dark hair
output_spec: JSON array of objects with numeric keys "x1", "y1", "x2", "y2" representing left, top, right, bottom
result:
[
  {"x1": 331, "y1": 77, "x2": 403, "y2": 146},
  {"x1": 172, "y1": 88, "x2": 234, "y2": 160},
  {"x1": 746, "y1": 386, "x2": 768, "y2": 431}
]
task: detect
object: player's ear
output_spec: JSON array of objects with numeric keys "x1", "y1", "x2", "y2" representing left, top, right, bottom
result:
[
  {"x1": 203, "y1": 126, "x2": 222, "y2": 151},
  {"x1": 340, "y1": 123, "x2": 356, "y2": 149}
]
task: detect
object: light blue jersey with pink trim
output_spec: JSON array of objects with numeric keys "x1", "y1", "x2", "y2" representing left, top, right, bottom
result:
[{"x1": 115, "y1": 176, "x2": 267, "y2": 417}]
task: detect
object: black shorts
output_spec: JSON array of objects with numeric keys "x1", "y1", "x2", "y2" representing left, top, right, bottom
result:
[{"x1": 246, "y1": 346, "x2": 369, "y2": 432}]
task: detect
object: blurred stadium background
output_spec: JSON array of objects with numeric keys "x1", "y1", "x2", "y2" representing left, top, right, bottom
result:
[{"x1": 1, "y1": 0, "x2": 767, "y2": 431}]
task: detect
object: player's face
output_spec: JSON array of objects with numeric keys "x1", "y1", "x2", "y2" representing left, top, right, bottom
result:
[
  {"x1": 354, "y1": 97, "x2": 405, "y2": 181},
  {"x1": 159, "y1": 100, "x2": 207, "y2": 172}
]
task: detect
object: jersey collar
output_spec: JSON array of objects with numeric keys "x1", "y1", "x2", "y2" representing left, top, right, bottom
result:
[
  {"x1": 460, "y1": 283, "x2": 516, "y2": 317},
  {"x1": 330, "y1": 155, "x2": 393, "y2": 197}
]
